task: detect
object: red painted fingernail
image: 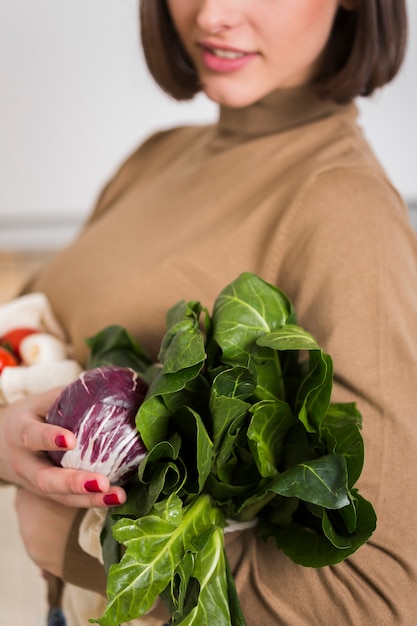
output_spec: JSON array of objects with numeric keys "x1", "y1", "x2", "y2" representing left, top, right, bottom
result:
[
  {"x1": 84, "y1": 480, "x2": 102, "y2": 493},
  {"x1": 103, "y1": 493, "x2": 121, "y2": 506},
  {"x1": 55, "y1": 434, "x2": 67, "y2": 448}
]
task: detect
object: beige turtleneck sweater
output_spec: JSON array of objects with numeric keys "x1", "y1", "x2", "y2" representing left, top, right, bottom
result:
[{"x1": 31, "y1": 86, "x2": 417, "y2": 624}]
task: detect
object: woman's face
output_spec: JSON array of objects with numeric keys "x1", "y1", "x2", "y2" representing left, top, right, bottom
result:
[{"x1": 166, "y1": 0, "x2": 344, "y2": 107}]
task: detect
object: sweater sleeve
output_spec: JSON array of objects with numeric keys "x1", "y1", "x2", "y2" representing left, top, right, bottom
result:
[
  {"x1": 63, "y1": 509, "x2": 107, "y2": 595},
  {"x1": 224, "y1": 167, "x2": 417, "y2": 624}
]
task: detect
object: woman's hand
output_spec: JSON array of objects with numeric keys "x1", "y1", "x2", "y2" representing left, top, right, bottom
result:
[{"x1": 0, "y1": 389, "x2": 126, "y2": 507}]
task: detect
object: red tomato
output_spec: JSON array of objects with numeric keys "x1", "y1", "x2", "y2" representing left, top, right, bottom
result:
[
  {"x1": 0, "y1": 346, "x2": 19, "y2": 373},
  {"x1": 0, "y1": 327, "x2": 39, "y2": 359}
]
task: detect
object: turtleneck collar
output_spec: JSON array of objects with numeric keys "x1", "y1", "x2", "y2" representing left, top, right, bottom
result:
[{"x1": 216, "y1": 85, "x2": 355, "y2": 139}]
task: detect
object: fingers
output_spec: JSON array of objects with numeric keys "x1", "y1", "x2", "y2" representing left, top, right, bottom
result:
[
  {"x1": 7, "y1": 393, "x2": 77, "y2": 452},
  {"x1": 16, "y1": 417, "x2": 77, "y2": 453},
  {"x1": 50, "y1": 484, "x2": 127, "y2": 509},
  {"x1": 16, "y1": 453, "x2": 127, "y2": 506}
]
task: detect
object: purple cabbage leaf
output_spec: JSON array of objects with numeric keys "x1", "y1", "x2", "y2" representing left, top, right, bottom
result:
[{"x1": 46, "y1": 365, "x2": 148, "y2": 484}]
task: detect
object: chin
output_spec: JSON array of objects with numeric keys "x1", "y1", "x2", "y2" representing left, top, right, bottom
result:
[
  {"x1": 202, "y1": 76, "x2": 280, "y2": 109},
  {"x1": 203, "y1": 87, "x2": 262, "y2": 109}
]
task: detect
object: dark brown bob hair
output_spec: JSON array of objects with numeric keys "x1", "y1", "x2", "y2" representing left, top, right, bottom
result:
[{"x1": 139, "y1": 0, "x2": 408, "y2": 104}]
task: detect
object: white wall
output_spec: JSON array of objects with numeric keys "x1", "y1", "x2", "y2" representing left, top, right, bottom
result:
[
  {"x1": 357, "y1": 1, "x2": 417, "y2": 205},
  {"x1": 0, "y1": 0, "x2": 416, "y2": 249}
]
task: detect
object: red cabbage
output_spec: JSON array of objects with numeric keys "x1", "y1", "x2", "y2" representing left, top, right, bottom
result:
[{"x1": 46, "y1": 365, "x2": 148, "y2": 484}]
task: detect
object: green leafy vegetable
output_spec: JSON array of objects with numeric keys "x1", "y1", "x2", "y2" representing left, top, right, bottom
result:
[
  {"x1": 86, "y1": 324, "x2": 152, "y2": 375},
  {"x1": 88, "y1": 272, "x2": 376, "y2": 626}
]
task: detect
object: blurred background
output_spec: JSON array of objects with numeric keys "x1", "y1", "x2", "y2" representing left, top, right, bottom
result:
[{"x1": 0, "y1": 1, "x2": 416, "y2": 624}]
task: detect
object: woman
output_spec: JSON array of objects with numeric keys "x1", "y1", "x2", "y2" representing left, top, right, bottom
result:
[{"x1": 2, "y1": 0, "x2": 417, "y2": 623}]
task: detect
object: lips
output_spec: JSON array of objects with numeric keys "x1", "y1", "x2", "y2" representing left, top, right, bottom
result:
[
  {"x1": 199, "y1": 42, "x2": 257, "y2": 73},
  {"x1": 206, "y1": 47, "x2": 246, "y2": 60}
]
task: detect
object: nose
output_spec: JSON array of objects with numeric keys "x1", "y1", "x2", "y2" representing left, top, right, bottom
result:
[{"x1": 196, "y1": 0, "x2": 243, "y2": 34}]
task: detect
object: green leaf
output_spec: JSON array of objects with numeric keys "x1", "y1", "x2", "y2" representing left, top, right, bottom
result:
[
  {"x1": 212, "y1": 272, "x2": 296, "y2": 367},
  {"x1": 159, "y1": 300, "x2": 206, "y2": 373},
  {"x1": 147, "y1": 364, "x2": 205, "y2": 399},
  {"x1": 86, "y1": 324, "x2": 152, "y2": 373},
  {"x1": 320, "y1": 403, "x2": 364, "y2": 486},
  {"x1": 135, "y1": 393, "x2": 172, "y2": 451},
  {"x1": 268, "y1": 454, "x2": 350, "y2": 509},
  {"x1": 94, "y1": 495, "x2": 185, "y2": 625},
  {"x1": 260, "y1": 491, "x2": 377, "y2": 567},
  {"x1": 262, "y1": 495, "x2": 299, "y2": 526},
  {"x1": 211, "y1": 408, "x2": 248, "y2": 476},
  {"x1": 210, "y1": 367, "x2": 254, "y2": 451},
  {"x1": 280, "y1": 423, "x2": 320, "y2": 469},
  {"x1": 204, "y1": 473, "x2": 254, "y2": 505},
  {"x1": 210, "y1": 367, "x2": 255, "y2": 403},
  {"x1": 247, "y1": 400, "x2": 297, "y2": 477},
  {"x1": 136, "y1": 298, "x2": 209, "y2": 450},
  {"x1": 136, "y1": 366, "x2": 206, "y2": 450},
  {"x1": 225, "y1": 550, "x2": 247, "y2": 626},
  {"x1": 161, "y1": 323, "x2": 206, "y2": 375},
  {"x1": 336, "y1": 493, "x2": 358, "y2": 534},
  {"x1": 172, "y1": 528, "x2": 233, "y2": 626},
  {"x1": 296, "y1": 351, "x2": 333, "y2": 433},
  {"x1": 250, "y1": 345, "x2": 286, "y2": 402},
  {"x1": 163, "y1": 551, "x2": 197, "y2": 621},
  {"x1": 322, "y1": 508, "x2": 355, "y2": 549},
  {"x1": 171, "y1": 406, "x2": 213, "y2": 494},
  {"x1": 166, "y1": 532, "x2": 247, "y2": 625},
  {"x1": 94, "y1": 495, "x2": 225, "y2": 626},
  {"x1": 256, "y1": 325, "x2": 321, "y2": 351},
  {"x1": 127, "y1": 436, "x2": 186, "y2": 515}
]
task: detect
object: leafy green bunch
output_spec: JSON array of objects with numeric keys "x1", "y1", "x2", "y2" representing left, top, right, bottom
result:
[{"x1": 88, "y1": 272, "x2": 376, "y2": 626}]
